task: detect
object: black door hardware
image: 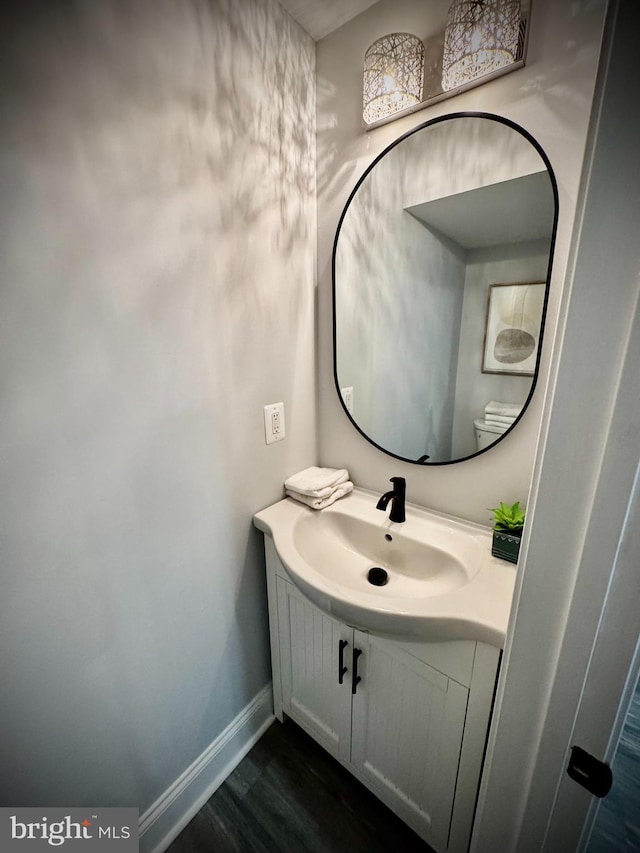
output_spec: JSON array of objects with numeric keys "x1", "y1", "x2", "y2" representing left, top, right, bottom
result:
[
  {"x1": 566, "y1": 746, "x2": 613, "y2": 798},
  {"x1": 338, "y1": 639, "x2": 348, "y2": 685},
  {"x1": 352, "y1": 648, "x2": 362, "y2": 695}
]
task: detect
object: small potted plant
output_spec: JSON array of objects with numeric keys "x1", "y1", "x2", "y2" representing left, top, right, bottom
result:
[{"x1": 490, "y1": 501, "x2": 525, "y2": 563}]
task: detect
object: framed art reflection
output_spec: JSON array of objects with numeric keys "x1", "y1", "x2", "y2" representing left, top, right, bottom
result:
[{"x1": 482, "y1": 282, "x2": 545, "y2": 376}]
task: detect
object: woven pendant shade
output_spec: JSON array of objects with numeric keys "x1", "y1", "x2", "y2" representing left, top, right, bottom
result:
[
  {"x1": 441, "y1": 0, "x2": 520, "y2": 92},
  {"x1": 363, "y1": 33, "x2": 425, "y2": 125}
]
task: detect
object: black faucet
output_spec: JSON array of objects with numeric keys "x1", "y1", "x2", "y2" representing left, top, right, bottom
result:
[{"x1": 376, "y1": 477, "x2": 406, "y2": 523}]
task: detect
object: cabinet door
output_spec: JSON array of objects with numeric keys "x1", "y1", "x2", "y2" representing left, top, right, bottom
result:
[
  {"x1": 276, "y1": 578, "x2": 352, "y2": 762},
  {"x1": 350, "y1": 631, "x2": 468, "y2": 851}
]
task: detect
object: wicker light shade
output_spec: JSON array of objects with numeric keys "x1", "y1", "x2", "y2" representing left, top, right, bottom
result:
[
  {"x1": 441, "y1": 0, "x2": 520, "y2": 93},
  {"x1": 363, "y1": 33, "x2": 425, "y2": 125}
]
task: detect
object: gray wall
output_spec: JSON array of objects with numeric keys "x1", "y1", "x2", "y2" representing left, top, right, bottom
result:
[
  {"x1": 317, "y1": 0, "x2": 608, "y2": 522},
  {"x1": 451, "y1": 240, "x2": 551, "y2": 459},
  {"x1": 0, "y1": 0, "x2": 316, "y2": 812}
]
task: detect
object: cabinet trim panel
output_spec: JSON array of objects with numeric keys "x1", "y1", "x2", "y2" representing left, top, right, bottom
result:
[
  {"x1": 276, "y1": 577, "x2": 352, "y2": 763},
  {"x1": 350, "y1": 631, "x2": 469, "y2": 851}
]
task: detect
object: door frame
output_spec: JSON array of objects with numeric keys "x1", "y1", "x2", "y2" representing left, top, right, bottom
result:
[
  {"x1": 472, "y1": 2, "x2": 640, "y2": 850},
  {"x1": 549, "y1": 456, "x2": 640, "y2": 851}
]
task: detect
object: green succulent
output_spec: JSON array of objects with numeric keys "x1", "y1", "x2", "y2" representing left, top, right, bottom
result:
[{"x1": 489, "y1": 501, "x2": 525, "y2": 532}]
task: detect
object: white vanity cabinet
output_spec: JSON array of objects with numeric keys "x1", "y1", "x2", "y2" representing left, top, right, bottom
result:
[
  {"x1": 275, "y1": 574, "x2": 353, "y2": 762},
  {"x1": 263, "y1": 536, "x2": 501, "y2": 853},
  {"x1": 350, "y1": 630, "x2": 470, "y2": 850}
]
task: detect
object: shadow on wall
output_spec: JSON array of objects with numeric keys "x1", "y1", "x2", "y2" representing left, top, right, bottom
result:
[
  {"x1": 0, "y1": 0, "x2": 316, "y2": 813},
  {"x1": 1, "y1": 0, "x2": 315, "y2": 376},
  {"x1": 316, "y1": 73, "x2": 366, "y2": 219}
]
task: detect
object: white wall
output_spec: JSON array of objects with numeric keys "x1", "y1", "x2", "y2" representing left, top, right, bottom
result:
[
  {"x1": 0, "y1": 0, "x2": 315, "y2": 815},
  {"x1": 473, "y1": 3, "x2": 640, "y2": 848},
  {"x1": 451, "y1": 239, "x2": 551, "y2": 459},
  {"x1": 317, "y1": 0, "x2": 608, "y2": 523}
]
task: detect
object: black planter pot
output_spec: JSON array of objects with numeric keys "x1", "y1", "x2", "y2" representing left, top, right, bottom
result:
[{"x1": 491, "y1": 528, "x2": 523, "y2": 564}]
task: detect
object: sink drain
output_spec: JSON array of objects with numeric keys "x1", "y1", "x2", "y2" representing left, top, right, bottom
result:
[{"x1": 367, "y1": 567, "x2": 388, "y2": 586}]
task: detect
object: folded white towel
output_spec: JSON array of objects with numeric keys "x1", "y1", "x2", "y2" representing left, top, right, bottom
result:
[
  {"x1": 286, "y1": 481, "x2": 354, "y2": 510},
  {"x1": 485, "y1": 400, "x2": 522, "y2": 418},
  {"x1": 485, "y1": 413, "x2": 516, "y2": 426},
  {"x1": 284, "y1": 466, "x2": 349, "y2": 498}
]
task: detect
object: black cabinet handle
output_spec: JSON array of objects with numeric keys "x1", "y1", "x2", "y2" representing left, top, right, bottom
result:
[
  {"x1": 338, "y1": 639, "x2": 348, "y2": 684},
  {"x1": 352, "y1": 648, "x2": 362, "y2": 695}
]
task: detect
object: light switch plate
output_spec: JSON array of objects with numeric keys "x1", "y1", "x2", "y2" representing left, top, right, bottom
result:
[{"x1": 264, "y1": 402, "x2": 285, "y2": 445}]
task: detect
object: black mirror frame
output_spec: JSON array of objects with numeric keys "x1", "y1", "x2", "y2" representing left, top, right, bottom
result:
[{"x1": 332, "y1": 111, "x2": 559, "y2": 466}]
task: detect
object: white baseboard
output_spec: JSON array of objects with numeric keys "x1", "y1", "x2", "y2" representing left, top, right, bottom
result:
[{"x1": 139, "y1": 684, "x2": 274, "y2": 853}]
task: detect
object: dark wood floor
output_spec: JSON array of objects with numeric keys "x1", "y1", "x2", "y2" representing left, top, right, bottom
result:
[{"x1": 166, "y1": 718, "x2": 435, "y2": 853}]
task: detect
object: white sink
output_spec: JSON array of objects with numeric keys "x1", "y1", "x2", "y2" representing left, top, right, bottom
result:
[
  {"x1": 294, "y1": 508, "x2": 479, "y2": 599},
  {"x1": 254, "y1": 487, "x2": 516, "y2": 647}
]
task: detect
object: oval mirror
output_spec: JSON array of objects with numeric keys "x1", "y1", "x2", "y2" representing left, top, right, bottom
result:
[{"x1": 333, "y1": 112, "x2": 558, "y2": 465}]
